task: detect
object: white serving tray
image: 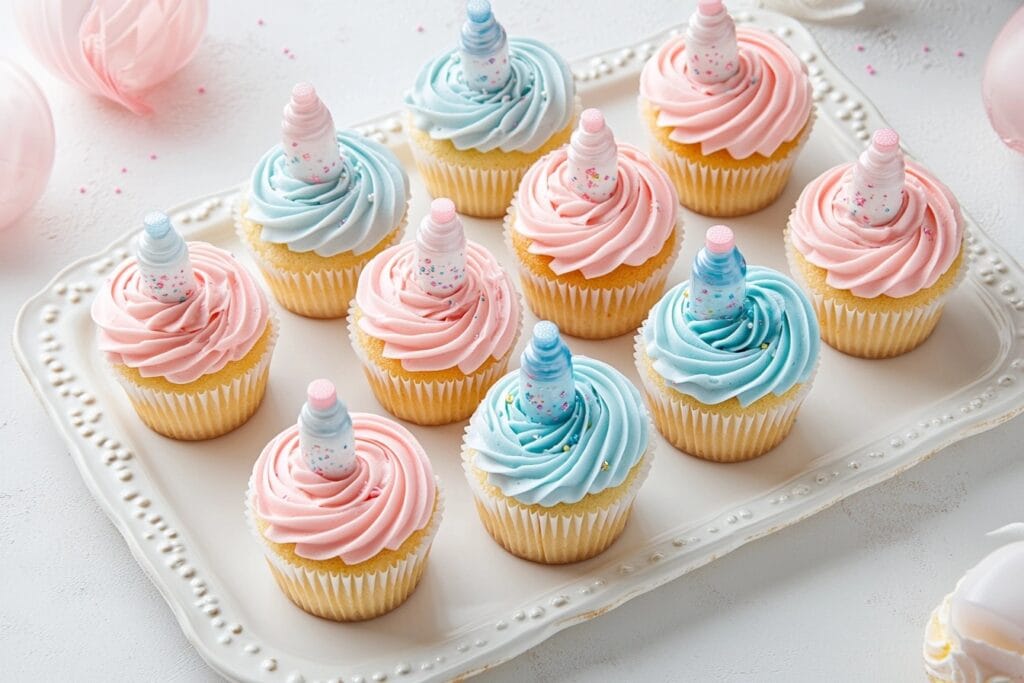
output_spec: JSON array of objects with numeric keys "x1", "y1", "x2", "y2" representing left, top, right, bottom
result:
[{"x1": 14, "y1": 9, "x2": 1024, "y2": 683}]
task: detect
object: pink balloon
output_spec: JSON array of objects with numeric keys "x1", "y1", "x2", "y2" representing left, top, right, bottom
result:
[
  {"x1": 0, "y1": 61, "x2": 56, "y2": 232},
  {"x1": 14, "y1": 0, "x2": 208, "y2": 116},
  {"x1": 983, "y1": 4, "x2": 1024, "y2": 154}
]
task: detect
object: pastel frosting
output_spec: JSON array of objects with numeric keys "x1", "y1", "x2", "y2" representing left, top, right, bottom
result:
[
  {"x1": 641, "y1": 266, "x2": 820, "y2": 407},
  {"x1": 354, "y1": 241, "x2": 520, "y2": 374},
  {"x1": 513, "y1": 143, "x2": 679, "y2": 278},
  {"x1": 466, "y1": 356, "x2": 649, "y2": 507},
  {"x1": 251, "y1": 413, "x2": 437, "y2": 564},
  {"x1": 639, "y1": 27, "x2": 812, "y2": 159},
  {"x1": 246, "y1": 130, "x2": 410, "y2": 257},
  {"x1": 92, "y1": 242, "x2": 270, "y2": 384},
  {"x1": 404, "y1": 37, "x2": 575, "y2": 153},
  {"x1": 788, "y1": 159, "x2": 964, "y2": 298}
]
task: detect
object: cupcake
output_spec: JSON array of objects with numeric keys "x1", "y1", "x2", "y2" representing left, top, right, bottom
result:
[
  {"x1": 463, "y1": 321, "x2": 652, "y2": 564},
  {"x1": 639, "y1": 0, "x2": 813, "y2": 217},
  {"x1": 247, "y1": 379, "x2": 442, "y2": 621},
  {"x1": 91, "y1": 212, "x2": 276, "y2": 440},
  {"x1": 237, "y1": 82, "x2": 410, "y2": 319},
  {"x1": 349, "y1": 198, "x2": 521, "y2": 425},
  {"x1": 507, "y1": 108, "x2": 682, "y2": 339},
  {"x1": 403, "y1": 0, "x2": 576, "y2": 218},
  {"x1": 923, "y1": 524, "x2": 1024, "y2": 682},
  {"x1": 786, "y1": 128, "x2": 966, "y2": 358},
  {"x1": 636, "y1": 226, "x2": 819, "y2": 462}
]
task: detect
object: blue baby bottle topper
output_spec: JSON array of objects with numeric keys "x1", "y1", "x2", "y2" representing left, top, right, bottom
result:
[
  {"x1": 460, "y1": 0, "x2": 511, "y2": 91},
  {"x1": 688, "y1": 225, "x2": 747, "y2": 320},
  {"x1": 135, "y1": 212, "x2": 197, "y2": 304},
  {"x1": 519, "y1": 321, "x2": 575, "y2": 425},
  {"x1": 298, "y1": 379, "x2": 356, "y2": 480}
]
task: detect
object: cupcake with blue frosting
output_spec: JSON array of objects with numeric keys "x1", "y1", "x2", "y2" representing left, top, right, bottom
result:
[
  {"x1": 635, "y1": 226, "x2": 820, "y2": 462},
  {"x1": 404, "y1": 0, "x2": 577, "y2": 218},
  {"x1": 237, "y1": 83, "x2": 410, "y2": 318},
  {"x1": 463, "y1": 321, "x2": 652, "y2": 564}
]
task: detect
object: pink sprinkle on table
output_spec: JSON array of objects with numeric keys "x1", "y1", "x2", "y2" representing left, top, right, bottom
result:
[
  {"x1": 114, "y1": 187, "x2": 122, "y2": 195},
  {"x1": 923, "y1": 45, "x2": 931, "y2": 53},
  {"x1": 149, "y1": 154, "x2": 158, "y2": 160},
  {"x1": 78, "y1": 186, "x2": 86, "y2": 194},
  {"x1": 197, "y1": 86, "x2": 206, "y2": 94},
  {"x1": 416, "y1": 24, "x2": 424, "y2": 33},
  {"x1": 855, "y1": 44, "x2": 865, "y2": 52},
  {"x1": 120, "y1": 167, "x2": 127, "y2": 174},
  {"x1": 257, "y1": 18, "x2": 264, "y2": 26},
  {"x1": 955, "y1": 49, "x2": 965, "y2": 57}
]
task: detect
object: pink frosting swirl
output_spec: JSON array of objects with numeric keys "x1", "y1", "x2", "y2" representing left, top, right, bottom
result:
[
  {"x1": 512, "y1": 143, "x2": 679, "y2": 278},
  {"x1": 789, "y1": 159, "x2": 964, "y2": 298},
  {"x1": 354, "y1": 241, "x2": 520, "y2": 373},
  {"x1": 91, "y1": 243, "x2": 271, "y2": 384},
  {"x1": 639, "y1": 27, "x2": 812, "y2": 159},
  {"x1": 251, "y1": 413, "x2": 436, "y2": 564}
]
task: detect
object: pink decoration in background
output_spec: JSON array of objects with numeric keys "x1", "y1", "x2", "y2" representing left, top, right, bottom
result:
[
  {"x1": 0, "y1": 60, "x2": 56, "y2": 231},
  {"x1": 14, "y1": 0, "x2": 208, "y2": 115},
  {"x1": 983, "y1": 4, "x2": 1024, "y2": 154}
]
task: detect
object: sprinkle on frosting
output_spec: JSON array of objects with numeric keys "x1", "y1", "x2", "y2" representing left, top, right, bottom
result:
[
  {"x1": 466, "y1": 345, "x2": 649, "y2": 507},
  {"x1": 513, "y1": 140, "x2": 678, "y2": 279},
  {"x1": 252, "y1": 412, "x2": 436, "y2": 564},
  {"x1": 247, "y1": 129, "x2": 410, "y2": 257},
  {"x1": 639, "y1": 26, "x2": 812, "y2": 158},
  {"x1": 92, "y1": 242, "x2": 270, "y2": 384},
  {"x1": 405, "y1": 33, "x2": 575, "y2": 153},
  {"x1": 641, "y1": 266, "x2": 820, "y2": 407},
  {"x1": 354, "y1": 232, "x2": 520, "y2": 374},
  {"x1": 788, "y1": 158, "x2": 964, "y2": 298}
]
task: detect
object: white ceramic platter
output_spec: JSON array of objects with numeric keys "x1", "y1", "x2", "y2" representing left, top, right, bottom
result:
[{"x1": 14, "y1": 9, "x2": 1024, "y2": 683}]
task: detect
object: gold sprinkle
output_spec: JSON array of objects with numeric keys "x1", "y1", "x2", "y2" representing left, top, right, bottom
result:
[
  {"x1": 562, "y1": 445, "x2": 571, "y2": 452},
  {"x1": 601, "y1": 460, "x2": 610, "y2": 471},
  {"x1": 505, "y1": 393, "x2": 515, "y2": 404},
  {"x1": 760, "y1": 342, "x2": 769, "y2": 350}
]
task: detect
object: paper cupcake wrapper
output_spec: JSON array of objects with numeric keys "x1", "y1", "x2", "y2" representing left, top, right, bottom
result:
[
  {"x1": 633, "y1": 334, "x2": 813, "y2": 463},
  {"x1": 462, "y1": 449, "x2": 653, "y2": 564},
  {"x1": 645, "y1": 109, "x2": 815, "y2": 218},
  {"x1": 114, "y1": 319, "x2": 278, "y2": 441},
  {"x1": 234, "y1": 197, "x2": 406, "y2": 319},
  {"x1": 504, "y1": 215, "x2": 683, "y2": 339},
  {"x1": 783, "y1": 232, "x2": 968, "y2": 359},
  {"x1": 245, "y1": 480, "x2": 444, "y2": 622},
  {"x1": 347, "y1": 309, "x2": 520, "y2": 425}
]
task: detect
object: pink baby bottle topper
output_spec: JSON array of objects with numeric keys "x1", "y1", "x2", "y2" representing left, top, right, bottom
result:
[
  {"x1": 416, "y1": 198, "x2": 467, "y2": 296},
  {"x1": 567, "y1": 109, "x2": 619, "y2": 203},
  {"x1": 135, "y1": 212, "x2": 197, "y2": 304},
  {"x1": 845, "y1": 128, "x2": 905, "y2": 226},
  {"x1": 685, "y1": 0, "x2": 740, "y2": 86},
  {"x1": 281, "y1": 82, "x2": 343, "y2": 184},
  {"x1": 298, "y1": 379, "x2": 356, "y2": 480}
]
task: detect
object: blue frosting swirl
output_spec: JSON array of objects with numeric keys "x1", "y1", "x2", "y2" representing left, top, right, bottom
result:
[
  {"x1": 641, "y1": 266, "x2": 820, "y2": 407},
  {"x1": 246, "y1": 130, "x2": 410, "y2": 257},
  {"x1": 466, "y1": 356, "x2": 649, "y2": 507},
  {"x1": 404, "y1": 38, "x2": 575, "y2": 153}
]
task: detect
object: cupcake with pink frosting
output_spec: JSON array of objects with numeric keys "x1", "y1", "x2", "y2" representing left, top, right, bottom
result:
[
  {"x1": 507, "y1": 108, "x2": 681, "y2": 339},
  {"x1": 639, "y1": 0, "x2": 813, "y2": 217},
  {"x1": 237, "y1": 82, "x2": 410, "y2": 319},
  {"x1": 91, "y1": 212, "x2": 276, "y2": 440},
  {"x1": 349, "y1": 198, "x2": 521, "y2": 425},
  {"x1": 247, "y1": 379, "x2": 442, "y2": 621},
  {"x1": 786, "y1": 128, "x2": 965, "y2": 358}
]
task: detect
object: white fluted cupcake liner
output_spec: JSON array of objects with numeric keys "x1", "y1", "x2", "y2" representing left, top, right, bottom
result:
[
  {"x1": 245, "y1": 480, "x2": 444, "y2": 622},
  {"x1": 462, "y1": 448, "x2": 653, "y2": 564},
  {"x1": 644, "y1": 108, "x2": 815, "y2": 217},
  {"x1": 504, "y1": 214, "x2": 683, "y2": 339},
  {"x1": 347, "y1": 309, "x2": 521, "y2": 425},
  {"x1": 114, "y1": 318, "x2": 278, "y2": 441},
  {"x1": 633, "y1": 332, "x2": 814, "y2": 462},
  {"x1": 783, "y1": 231, "x2": 968, "y2": 358}
]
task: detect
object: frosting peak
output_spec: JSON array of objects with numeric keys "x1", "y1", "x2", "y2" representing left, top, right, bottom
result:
[
  {"x1": 684, "y1": 0, "x2": 740, "y2": 85},
  {"x1": 280, "y1": 83, "x2": 344, "y2": 185}
]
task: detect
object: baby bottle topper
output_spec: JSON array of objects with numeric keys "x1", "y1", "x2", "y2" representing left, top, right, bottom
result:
[
  {"x1": 567, "y1": 109, "x2": 619, "y2": 203},
  {"x1": 519, "y1": 321, "x2": 575, "y2": 425},
  {"x1": 685, "y1": 0, "x2": 740, "y2": 86},
  {"x1": 298, "y1": 379, "x2": 356, "y2": 480},
  {"x1": 136, "y1": 212, "x2": 196, "y2": 304},
  {"x1": 416, "y1": 198, "x2": 467, "y2": 296},
  {"x1": 460, "y1": 0, "x2": 511, "y2": 91},
  {"x1": 689, "y1": 225, "x2": 747, "y2": 321},
  {"x1": 845, "y1": 128, "x2": 905, "y2": 226},
  {"x1": 281, "y1": 82, "x2": 343, "y2": 184}
]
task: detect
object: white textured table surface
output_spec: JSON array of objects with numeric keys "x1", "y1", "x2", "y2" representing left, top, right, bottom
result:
[{"x1": 2, "y1": 1, "x2": 1023, "y2": 681}]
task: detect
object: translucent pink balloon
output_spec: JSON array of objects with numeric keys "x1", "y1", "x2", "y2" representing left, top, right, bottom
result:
[
  {"x1": 0, "y1": 61, "x2": 56, "y2": 231},
  {"x1": 14, "y1": 0, "x2": 208, "y2": 115},
  {"x1": 983, "y1": 4, "x2": 1024, "y2": 154}
]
